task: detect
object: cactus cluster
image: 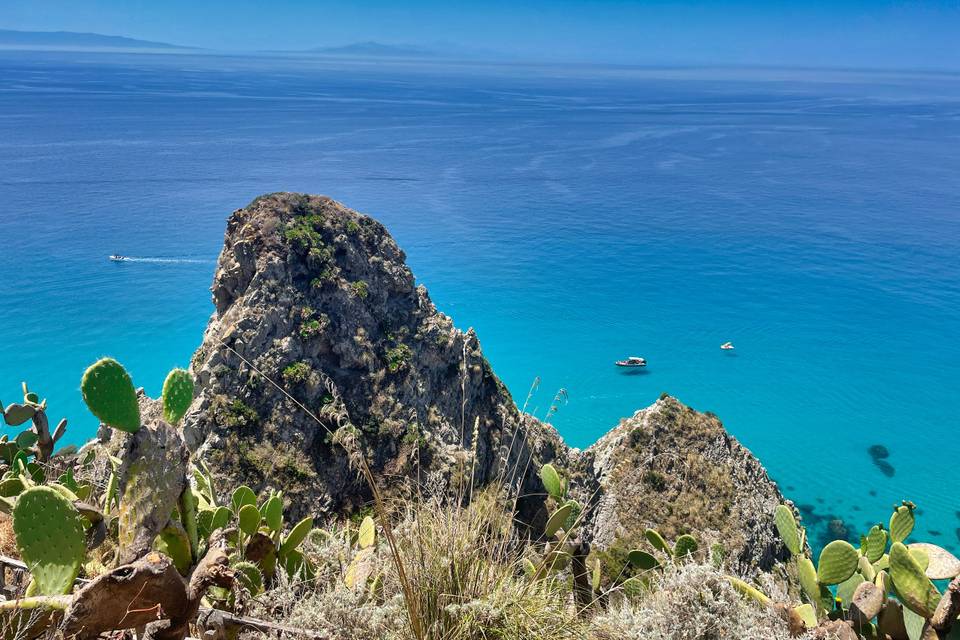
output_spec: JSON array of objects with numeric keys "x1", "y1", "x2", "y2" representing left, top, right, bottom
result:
[
  {"x1": 747, "y1": 500, "x2": 960, "y2": 639},
  {"x1": 0, "y1": 382, "x2": 69, "y2": 471},
  {"x1": 523, "y1": 463, "x2": 584, "y2": 581},
  {"x1": 0, "y1": 358, "x2": 242, "y2": 640},
  {"x1": 191, "y1": 471, "x2": 316, "y2": 609}
]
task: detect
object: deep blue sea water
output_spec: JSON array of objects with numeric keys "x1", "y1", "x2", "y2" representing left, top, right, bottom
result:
[{"x1": 1, "y1": 51, "x2": 958, "y2": 553}]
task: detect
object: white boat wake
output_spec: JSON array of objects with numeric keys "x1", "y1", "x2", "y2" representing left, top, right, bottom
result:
[{"x1": 109, "y1": 256, "x2": 216, "y2": 264}]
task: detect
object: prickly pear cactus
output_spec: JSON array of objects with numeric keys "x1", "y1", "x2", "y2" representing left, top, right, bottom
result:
[
  {"x1": 161, "y1": 368, "x2": 194, "y2": 425},
  {"x1": 13, "y1": 486, "x2": 86, "y2": 595},
  {"x1": 673, "y1": 534, "x2": 699, "y2": 558},
  {"x1": 117, "y1": 421, "x2": 188, "y2": 564},
  {"x1": 864, "y1": 524, "x2": 888, "y2": 563},
  {"x1": 774, "y1": 504, "x2": 802, "y2": 555},
  {"x1": 817, "y1": 540, "x2": 859, "y2": 585},
  {"x1": 889, "y1": 541, "x2": 941, "y2": 618},
  {"x1": 540, "y1": 463, "x2": 564, "y2": 501},
  {"x1": 81, "y1": 358, "x2": 140, "y2": 432},
  {"x1": 890, "y1": 502, "x2": 915, "y2": 543}
]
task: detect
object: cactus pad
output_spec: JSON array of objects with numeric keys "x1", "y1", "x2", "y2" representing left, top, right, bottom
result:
[
  {"x1": 889, "y1": 504, "x2": 915, "y2": 543},
  {"x1": 3, "y1": 402, "x2": 36, "y2": 426},
  {"x1": 231, "y1": 486, "x2": 257, "y2": 513},
  {"x1": 644, "y1": 528, "x2": 672, "y2": 556},
  {"x1": 117, "y1": 422, "x2": 188, "y2": 564},
  {"x1": 864, "y1": 525, "x2": 888, "y2": 563},
  {"x1": 817, "y1": 540, "x2": 859, "y2": 585},
  {"x1": 13, "y1": 486, "x2": 86, "y2": 595},
  {"x1": 233, "y1": 560, "x2": 264, "y2": 595},
  {"x1": 539, "y1": 464, "x2": 564, "y2": 500},
  {"x1": 81, "y1": 358, "x2": 140, "y2": 432},
  {"x1": 262, "y1": 494, "x2": 283, "y2": 532},
  {"x1": 774, "y1": 505, "x2": 801, "y2": 555},
  {"x1": 889, "y1": 541, "x2": 941, "y2": 618},
  {"x1": 673, "y1": 534, "x2": 699, "y2": 558},
  {"x1": 726, "y1": 577, "x2": 770, "y2": 605},
  {"x1": 627, "y1": 550, "x2": 660, "y2": 571},
  {"x1": 358, "y1": 515, "x2": 375, "y2": 549},
  {"x1": 161, "y1": 368, "x2": 194, "y2": 425},
  {"x1": 237, "y1": 504, "x2": 262, "y2": 536},
  {"x1": 155, "y1": 521, "x2": 192, "y2": 575},
  {"x1": 797, "y1": 556, "x2": 832, "y2": 611},
  {"x1": 544, "y1": 504, "x2": 572, "y2": 538},
  {"x1": 280, "y1": 516, "x2": 314, "y2": 557}
]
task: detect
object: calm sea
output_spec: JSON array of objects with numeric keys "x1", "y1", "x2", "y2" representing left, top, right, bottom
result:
[{"x1": 1, "y1": 51, "x2": 958, "y2": 552}]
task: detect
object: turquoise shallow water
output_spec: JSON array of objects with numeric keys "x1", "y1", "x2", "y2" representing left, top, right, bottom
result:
[{"x1": 0, "y1": 51, "x2": 958, "y2": 552}]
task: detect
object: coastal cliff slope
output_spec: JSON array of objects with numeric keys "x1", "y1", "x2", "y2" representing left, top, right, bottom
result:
[{"x1": 183, "y1": 193, "x2": 792, "y2": 583}]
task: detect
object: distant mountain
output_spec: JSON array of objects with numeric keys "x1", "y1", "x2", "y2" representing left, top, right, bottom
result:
[
  {"x1": 308, "y1": 41, "x2": 437, "y2": 58},
  {"x1": 0, "y1": 29, "x2": 196, "y2": 50}
]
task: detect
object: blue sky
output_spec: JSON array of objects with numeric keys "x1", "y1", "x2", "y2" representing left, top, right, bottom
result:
[{"x1": 2, "y1": 0, "x2": 959, "y2": 69}]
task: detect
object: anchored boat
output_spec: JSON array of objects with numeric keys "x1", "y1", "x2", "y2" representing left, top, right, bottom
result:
[{"x1": 615, "y1": 356, "x2": 647, "y2": 367}]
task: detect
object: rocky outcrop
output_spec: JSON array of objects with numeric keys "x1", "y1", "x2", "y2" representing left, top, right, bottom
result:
[
  {"x1": 577, "y1": 396, "x2": 794, "y2": 585},
  {"x1": 183, "y1": 192, "x2": 792, "y2": 584},
  {"x1": 183, "y1": 193, "x2": 564, "y2": 521}
]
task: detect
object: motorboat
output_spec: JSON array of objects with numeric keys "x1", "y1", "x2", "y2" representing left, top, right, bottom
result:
[
  {"x1": 720, "y1": 342, "x2": 735, "y2": 350},
  {"x1": 615, "y1": 356, "x2": 647, "y2": 367},
  {"x1": 109, "y1": 254, "x2": 130, "y2": 262}
]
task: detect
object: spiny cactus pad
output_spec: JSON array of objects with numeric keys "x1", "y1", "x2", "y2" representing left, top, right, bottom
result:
[
  {"x1": 262, "y1": 494, "x2": 283, "y2": 532},
  {"x1": 644, "y1": 528, "x2": 672, "y2": 556},
  {"x1": 817, "y1": 540, "x2": 859, "y2": 585},
  {"x1": 627, "y1": 550, "x2": 660, "y2": 571},
  {"x1": 544, "y1": 504, "x2": 572, "y2": 538},
  {"x1": 358, "y1": 515, "x2": 375, "y2": 549},
  {"x1": 673, "y1": 534, "x2": 699, "y2": 558},
  {"x1": 774, "y1": 505, "x2": 801, "y2": 555},
  {"x1": 539, "y1": 464, "x2": 563, "y2": 500},
  {"x1": 280, "y1": 516, "x2": 314, "y2": 557},
  {"x1": 81, "y1": 358, "x2": 140, "y2": 432},
  {"x1": 864, "y1": 525, "x2": 888, "y2": 563},
  {"x1": 117, "y1": 422, "x2": 188, "y2": 564},
  {"x1": 161, "y1": 368, "x2": 194, "y2": 425},
  {"x1": 889, "y1": 541, "x2": 941, "y2": 618},
  {"x1": 889, "y1": 504, "x2": 915, "y2": 543},
  {"x1": 237, "y1": 504, "x2": 262, "y2": 536},
  {"x1": 231, "y1": 486, "x2": 257, "y2": 513},
  {"x1": 13, "y1": 486, "x2": 86, "y2": 595}
]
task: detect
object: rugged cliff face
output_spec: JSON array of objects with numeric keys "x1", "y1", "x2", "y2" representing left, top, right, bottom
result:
[
  {"x1": 183, "y1": 193, "x2": 564, "y2": 520},
  {"x1": 184, "y1": 192, "x2": 792, "y2": 583}
]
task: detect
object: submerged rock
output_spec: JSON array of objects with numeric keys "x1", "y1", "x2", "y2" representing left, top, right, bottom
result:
[{"x1": 182, "y1": 192, "x2": 795, "y2": 585}]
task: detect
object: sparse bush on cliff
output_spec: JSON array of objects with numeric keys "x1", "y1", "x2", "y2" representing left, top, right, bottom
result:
[
  {"x1": 282, "y1": 361, "x2": 313, "y2": 385},
  {"x1": 351, "y1": 279, "x2": 369, "y2": 299},
  {"x1": 386, "y1": 344, "x2": 412, "y2": 372}
]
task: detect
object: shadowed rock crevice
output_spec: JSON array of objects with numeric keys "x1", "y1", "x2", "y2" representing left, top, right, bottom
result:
[{"x1": 183, "y1": 192, "x2": 793, "y2": 584}]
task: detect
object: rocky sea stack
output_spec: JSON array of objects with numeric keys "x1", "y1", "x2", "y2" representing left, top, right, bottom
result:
[{"x1": 183, "y1": 192, "x2": 793, "y2": 584}]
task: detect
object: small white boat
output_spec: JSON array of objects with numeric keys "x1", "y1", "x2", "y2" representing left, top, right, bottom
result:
[
  {"x1": 109, "y1": 254, "x2": 129, "y2": 262},
  {"x1": 615, "y1": 356, "x2": 647, "y2": 367},
  {"x1": 720, "y1": 342, "x2": 735, "y2": 350}
]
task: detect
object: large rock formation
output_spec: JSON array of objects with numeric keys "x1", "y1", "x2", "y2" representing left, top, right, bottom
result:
[
  {"x1": 184, "y1": 193, "x2": 563, "y2": 520},
  {"x1": 184, "y1": 193, "x2": 792, "y2": 583}
]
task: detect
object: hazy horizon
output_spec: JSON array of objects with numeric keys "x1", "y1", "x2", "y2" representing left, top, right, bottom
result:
[{"x1": 2, "y1": 0, "x2": 959, "y2": 71}]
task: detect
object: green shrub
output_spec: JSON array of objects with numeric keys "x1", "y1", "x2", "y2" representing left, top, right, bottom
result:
[
  {"x1": 282, "y1": 361, "x2": 312, "y2": 385},
  {"x1": 351, "y1": 280, "x2": 369, "y2": 299},
  {"x1": 386, "y1": 344, "x2": 412, "y2": 372}
]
